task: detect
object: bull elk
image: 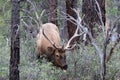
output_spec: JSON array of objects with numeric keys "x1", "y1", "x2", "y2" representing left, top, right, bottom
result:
[{"x1": 36, "y1": 23, "x2": 80, "y2": 70}]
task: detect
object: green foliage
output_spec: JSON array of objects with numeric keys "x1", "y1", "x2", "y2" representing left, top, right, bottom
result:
[
  {"x1": 107, "y1": 7, "x2": 118, "y2": 16},
  {"x1": 106, "y1": 0, "x2": 120, "y2": 17},
  {"x1": 0, "y1": 0, "x2": 120, "y2": 80},
  {"x1": 20, "y1": 60, "x2": 60, "y2": 80},
  {"x1": 0, "y1": 1, "x2": 11, "y2": 79},
  {"x1": 0, "y1": 35, "x2": 9, "y2": 80}
]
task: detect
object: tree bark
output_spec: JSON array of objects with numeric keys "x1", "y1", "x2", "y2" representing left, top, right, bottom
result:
[
  {"x1": 66, "y1": 0, "x2": 78, "y2": 44},
  {"x1": 82, "y1": 0, "x2": 105, "y2": 38},
  {"x1": 9, "y1": 0, "x2": 20, "y2": 80},
  {"x1": 46, "y1": 0, "x2": 58, "y2": 25}
]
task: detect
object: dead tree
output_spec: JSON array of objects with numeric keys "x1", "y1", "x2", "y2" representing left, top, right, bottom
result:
[
  {"x1": 9, "y1": 0, "x2": 20, "y2": 80},
  {"x1": 82, "y1": 0, "x2": 106, "y2": 79}
]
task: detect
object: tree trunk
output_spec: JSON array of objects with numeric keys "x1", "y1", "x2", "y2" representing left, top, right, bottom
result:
[
  {"x1": 58, "y1": 0, "x2": 68, "y2": 40},
  {"x1": 66, "y1": 0, "x2": 78, "y2": 44},
  {"x1": 46, "y1": 0, "x2": 58, "y2": 25},
  {"x1": 9, "y1": 0, "x2": 20, "y2": 80},
  {"x1": 82, "y1": 0, "x2": 105, "y2": 38}
]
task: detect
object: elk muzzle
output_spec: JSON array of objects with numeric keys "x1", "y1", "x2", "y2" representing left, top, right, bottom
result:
[{"x1": 62, "y1": 65, "x2": 68, "y2": 70}]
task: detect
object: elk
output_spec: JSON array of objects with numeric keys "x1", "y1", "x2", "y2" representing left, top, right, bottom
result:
[{"x1": 36, "y1": 23, "x2": 80, "y2": 70}]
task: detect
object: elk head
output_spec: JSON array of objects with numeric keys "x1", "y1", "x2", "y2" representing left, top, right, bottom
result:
[{"x1": 42, "y1": 25, "x2": 81, "y2": 70}]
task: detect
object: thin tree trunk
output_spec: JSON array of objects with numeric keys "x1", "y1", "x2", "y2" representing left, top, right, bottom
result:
[
  {"x1": 46, "y1": 0, "x2": 58, "y2": 25},
  {"x1": 66, "y1": 0, "x2": 78, "y2": 44},
  {"x1": 9, "y1": 0, "x2": 20, "y2": 80},
  {"x1": 58, "y1": 0, "x2": 68, "y2": 40},
  {"x1": 102, "y1": 43, "x2": 107, "y2": 80}
]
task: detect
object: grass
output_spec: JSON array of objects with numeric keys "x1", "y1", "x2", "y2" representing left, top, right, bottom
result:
[{"x1": 0, "y1": 33, "x2": 120, "y2": 80}]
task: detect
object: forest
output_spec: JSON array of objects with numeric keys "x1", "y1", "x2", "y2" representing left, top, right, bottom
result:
[{"x1": 0, "y1": 0, "x2": 120, "y2": 80}]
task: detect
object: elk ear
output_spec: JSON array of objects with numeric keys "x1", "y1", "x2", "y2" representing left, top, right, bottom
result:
[{"x1": 47, "y1": 47, "x2": 54, "y2": 53}]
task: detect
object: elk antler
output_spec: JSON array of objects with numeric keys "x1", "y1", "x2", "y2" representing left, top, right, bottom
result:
[
  {"x1": 42, "y1": 29, "x2": 58, "y2": 49},
  {"x1": 64, "y1": 26, "x2": 84, "y2": 50}
]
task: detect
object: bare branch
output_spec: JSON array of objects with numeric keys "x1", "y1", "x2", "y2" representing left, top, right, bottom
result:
[
  {"x1": 27, "y1": 0, "x2": 45, "y2": 27},
  {"x1": 95, "y1": 0, "x2": 106, "y2": 38},
  {"x1": 111, "y1": 16, "x2": 120, "y2": 32},
  {"x1": 106, "y1": 37, "x2": 120, "y2": 62}
]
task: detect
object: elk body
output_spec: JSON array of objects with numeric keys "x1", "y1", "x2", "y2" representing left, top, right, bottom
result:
[{"x1": 36, "y1": 23, "x2": 80, "y2": 70}]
